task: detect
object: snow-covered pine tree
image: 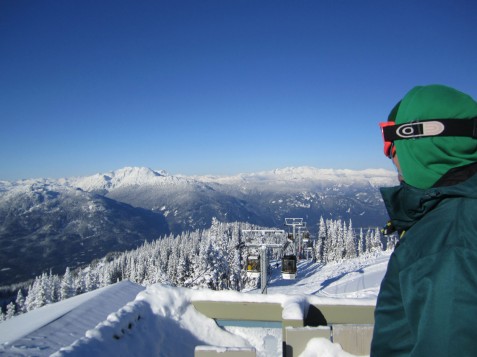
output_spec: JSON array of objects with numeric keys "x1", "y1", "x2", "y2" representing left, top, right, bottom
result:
[
  {"x1": 337, "y1": 220, "x2": 346, "y2": 260},
  {"x1": 326, "y1": 219, "x2": 338, "y2": 262},
  {"x1": 176, "y1": 248, "x2": 188, "y2": 285},
  {"x1": 85, "y1": 267, "x2": 100, "y2": 292},
  {"x1": 74, "y1": 269, "x2": 87, "y2": 295},
  {"x1": 227, "y1": 222, "x2": 243, "y2": 291},
  {"x1": 357, "y1": 228, "x2": 365, "y2": 257},
  {"x1": 6, "y1": 301, "x2": 16, "y2": 319},
  {"x1": 99, "y1": 263, "x2": 113, "y2": 287},
  {"x1": 316, "y1": 216, "x2": 327, "y2": 263},
  {"x1": 27, "y1": 274, "x2": 47, "y2": 310},
  {"x1": 370, "y1": 227, "x2": 383, "y2": 253},
  {"x1": 60, "y1": 267, "x2": 74, "y2": 301},
  {"x1": 189, "y1": 234, "x2": 210, "y2": 288},
  {"x1": 344, "y1": 219, "x2": 357, "y2": 259},
  {"x1": 15, "y1": 288, "x2": 26, "y2": 314},
  {"x1": 213, "y1": 222, "x2": 232, "y2": 290},
  {"x1": 48, "y1": 271, "x2": 61, "y2": 303},
  {"x1": 167, "y1": 244, "x2": 179, "y2": 284}
]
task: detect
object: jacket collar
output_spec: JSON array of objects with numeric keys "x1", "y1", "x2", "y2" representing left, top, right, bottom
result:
[{"x1": 380, "y1": 169, "x2": 477, "y2": 233}]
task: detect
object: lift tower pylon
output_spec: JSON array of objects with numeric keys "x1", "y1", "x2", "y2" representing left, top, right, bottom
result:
[
  {"x1": 242, "y1": 229, "x2": 285, "y2": 294},
  {"x1": 284, "y1": 218, "x2": 304, "y2": 256}
]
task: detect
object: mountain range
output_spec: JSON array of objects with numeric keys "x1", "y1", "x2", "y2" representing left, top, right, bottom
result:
[{"x1": 0, "y1": 166, "x2": 398, "y2": 286}]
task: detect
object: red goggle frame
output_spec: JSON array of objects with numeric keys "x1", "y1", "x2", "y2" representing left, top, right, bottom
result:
[{"x1": 379, "y1": 121, "x2": 396, "y2": 158}]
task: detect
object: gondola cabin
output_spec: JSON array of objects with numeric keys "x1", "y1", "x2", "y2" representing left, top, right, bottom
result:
[
  {"x1": 246, "y1": 255, "x2": 260, "y2": 278},
  {"x1": 282, "y1": 254, "x2": 297, "y2": 279}
]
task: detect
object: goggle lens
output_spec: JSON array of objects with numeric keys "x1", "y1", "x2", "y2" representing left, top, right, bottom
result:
[{"x1": 379, "y1": 121, "x2": 396, "y2": 158}]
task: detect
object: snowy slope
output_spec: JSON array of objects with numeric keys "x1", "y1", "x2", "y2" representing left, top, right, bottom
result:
[
  {"x1": 264, "y1": 253, "x2": 390, "y2": 300},
  {"x1": 0, "y1": 252, "x2": 391, "y2": 357}
]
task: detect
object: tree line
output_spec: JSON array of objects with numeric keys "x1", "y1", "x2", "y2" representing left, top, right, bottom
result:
[{"x1": 0, "y1": 217, "x2": 396, "y2": 321}]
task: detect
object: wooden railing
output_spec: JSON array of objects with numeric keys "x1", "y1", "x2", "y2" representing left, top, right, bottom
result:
[{"x1": 192, "y1": 299, "x2": 375, "y2": 356}]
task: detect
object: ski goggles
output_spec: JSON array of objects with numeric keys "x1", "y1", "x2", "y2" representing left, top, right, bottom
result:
[
  {"x1": 379, "y1": 117, "x2": 477, "y2": 159},
  {"x1": 379, "y1": 121, "x2": 396, "y2": 158}
]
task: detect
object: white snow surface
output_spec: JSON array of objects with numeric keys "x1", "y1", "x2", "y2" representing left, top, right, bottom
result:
[{"x1": 0, "y1": 252, "x2": 391, "y2": 357}]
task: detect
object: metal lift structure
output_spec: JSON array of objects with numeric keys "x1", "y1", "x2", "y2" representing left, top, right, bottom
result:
[{"x1": 242, "y1": 229, "x2": 285, "y2": 294}]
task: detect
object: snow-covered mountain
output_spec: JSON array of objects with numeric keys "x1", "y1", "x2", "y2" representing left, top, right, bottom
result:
[
  {"x1": 0, "y1": 181, "x2": 169, "y2": 286},
  {"x1": 0, "y1": 166, "x2": 397, "y2": 287},
  {"x1": 66, "y1": 166, "x2": 397, "y2": 233}
]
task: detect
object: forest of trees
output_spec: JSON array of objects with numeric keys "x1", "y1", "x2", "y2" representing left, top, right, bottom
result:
[{"x1": 0, "y1": 217, "x2": 396, "y2": 321}]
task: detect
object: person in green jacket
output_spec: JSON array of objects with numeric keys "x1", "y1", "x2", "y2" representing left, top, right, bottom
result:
[{"x1": 371, "y1": 84, "x2": 477, "y2": 356}]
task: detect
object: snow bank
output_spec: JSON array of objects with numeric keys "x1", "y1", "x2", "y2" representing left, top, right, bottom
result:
[
  {"x1": 0, "y1": 281, "x2": 144, "y2": 356},
  {"x1": 52, "y1": 283, "x2": 377, "y2": 357},
  {"x1": 53, "y1": 285, "x2": 251, "y2": 357},
  {"x1": 0, "y1": 281, "x2": 144, "y2": 346},
  {"x1": 299, "y1": 338, "x2": 366, "y2": 357}
]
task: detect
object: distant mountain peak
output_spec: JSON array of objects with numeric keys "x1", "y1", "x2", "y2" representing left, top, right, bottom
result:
[
  {"x1": 111, "y1": 166, "x2": 165, "y2": 179},
  {"x1": 64, "y1": 167, "x2": 171, "y2": 192}
]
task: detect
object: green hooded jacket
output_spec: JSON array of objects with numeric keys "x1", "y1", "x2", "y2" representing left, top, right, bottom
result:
[
  {"x1": 371, "y1": 171, "x2": 477, "y2": 356},
  {"x1": 372, "y1": 85, "x2": 477, "y2": 356}
]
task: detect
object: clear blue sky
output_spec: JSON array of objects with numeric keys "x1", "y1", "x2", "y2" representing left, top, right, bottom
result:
[{"x1": 1, "y1": 0, "x2": 476, "y2": 180}]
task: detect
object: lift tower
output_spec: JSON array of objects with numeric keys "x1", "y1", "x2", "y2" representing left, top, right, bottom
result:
[
  {"x1": 242, "y1": 230, "x2": 285, "y2": 294},
  {"x1": 284, "y1": 218, "x2": 304, "y2": 256}
]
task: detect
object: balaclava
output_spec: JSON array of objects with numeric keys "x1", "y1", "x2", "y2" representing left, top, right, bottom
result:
[{"x1": 391, "y1": 84, "x2": 477, "y2": 189}]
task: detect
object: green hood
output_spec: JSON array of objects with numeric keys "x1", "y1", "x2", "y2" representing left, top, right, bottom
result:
[{"x1": 393, "y1": 85, "x2": 477, "y2": 189}]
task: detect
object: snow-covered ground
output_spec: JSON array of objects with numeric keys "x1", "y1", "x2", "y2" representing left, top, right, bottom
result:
[{"x1": 0, "y1": 252, "x2": 391, "y2": 357}]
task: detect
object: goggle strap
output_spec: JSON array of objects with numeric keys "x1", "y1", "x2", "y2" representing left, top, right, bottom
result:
[{"x1": 382, "y1": 117, "x2": 477, "y2": 142}]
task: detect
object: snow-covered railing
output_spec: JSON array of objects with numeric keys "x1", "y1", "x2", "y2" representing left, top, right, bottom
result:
[{"x1": 192, "y1": 299, "x2": 374, "y2": 356}]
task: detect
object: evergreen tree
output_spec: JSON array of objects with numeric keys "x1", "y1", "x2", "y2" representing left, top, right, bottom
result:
[
  {"x1": 74, "y1": 269, "x2": 86, "y2": 295},
  {"x1": 365, "y1": 229, "x2": 373, "y2": 254},
  {"x1": 191, "y1": 236, "x2": 213, "y2": 288},
  {"x1": 85, "y1": 268, "x2": 99, "y2": 292},
  {"x1": 357, "y1": 228, "x2": 365, "y2": 257},
  {"x1": 24, "y1": 282, "x2": 35, "y2": 312},
  {"x1": 228, "y1": 222, "x2": 243, "y2": 291},
  {"x1": 326, "y1": 219, "x2": 338, "y2": 262},
  {"x1": 337, "y1": 220, "x2": 346, "y2": 259},
  {"x1": 370, "y1": 227, "x2": 383, "y2": 253},
  {"x1": 167, "y1": 245, "x2": 179, "y2": 284},
  {"x1": 15, "y1": 289, "x2": 26, "y2": 314},
  {"x1": 345, "y1": 220, "x2": 357, "y2": 259},
  {"x1": 99, "y1": 264, "x2": 113, "y2": 287},
  {"x1": 39, "y1": 273, "x2": 50, "y2": 306},
  {"x1": 47, "y1": 271, "x2": 61, "y2": 303},
  {"x1": 60, "y1": 267, "x2": 74, "y2": 300},
  {"x1": 176, "y1": 247, "x2": 189, "y2": 285},
  {"x1": 316, "y1": 216, "x2": 327, "y2": 263},
  {"x1": 6, "y1": 301, "x2": 16, "y2": 319},
  {"x1": 25, "y1": 274, "x2": 48, "y2": 311}
]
